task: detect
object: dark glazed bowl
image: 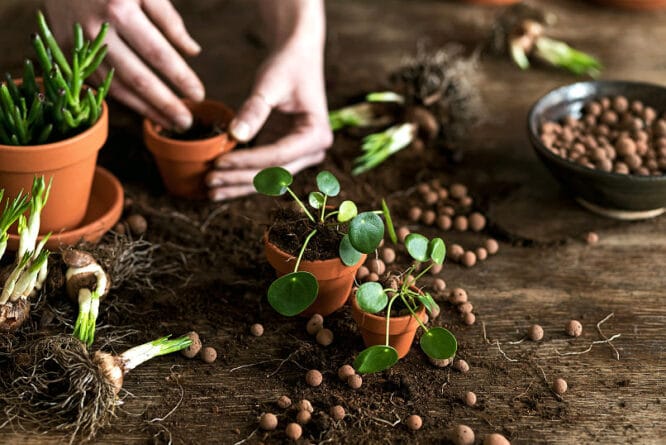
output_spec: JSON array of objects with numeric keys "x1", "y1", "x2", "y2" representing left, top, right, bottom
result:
[{"x1": 527, "y1": 80, "x2": 666, "y2": 219}]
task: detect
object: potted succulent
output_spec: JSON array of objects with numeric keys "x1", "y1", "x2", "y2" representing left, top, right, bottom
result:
[
  {"x1": 253, "y1": 167, "x2": 396, "y2": 317},
  {"x1": 352, "y1": 233, "x2": 457, "y2": 374},
  {"x1": 0, "y1": 11, "x2": 113, "y2": 233},
  {"x1": 143, "y1": 99, "x2": 237, "y2": 199}
]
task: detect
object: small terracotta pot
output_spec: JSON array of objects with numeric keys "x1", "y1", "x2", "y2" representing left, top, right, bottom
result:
[
  {"x1": 351, "y1": 289, "x2": 427, "y2": 359},
  {"x1": 591, "y1": 0, "x2": 666, "y2": 9},
  {"x1": 459, "y1": 0, "x2": 521, "y2": 5},
  {"x1": 143, "y1": 99, "x2": 237, "y2": 199},
  {"x1": 264, "y1": 233, "x2": 367, "y2": 317},
  {"x1": 0, "y1": 101, "x2": 108, "y2": 234}
]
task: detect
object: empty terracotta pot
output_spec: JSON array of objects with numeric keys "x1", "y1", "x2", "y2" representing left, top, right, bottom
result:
[
  {"x1": 0, "y1": 101, "x2": 108, "y2": 234},
  {"x1": 351, "y1": 289, "x2": 426, "y2": 359},
  {"x1": 143, "y1": 99, "x2": 237, "y2": 199},
  {"x1": 264, "y1": 234, "x2": 367, "y2": 317},
  {"x1": 591, "y1": 0, "x2": 666, "y2": 9}
]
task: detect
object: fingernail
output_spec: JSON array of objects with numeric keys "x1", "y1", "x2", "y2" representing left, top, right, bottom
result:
[
  {"x1": 189, "y1": 84, "x2": 205, "y2": 102},
  {"x1": 215, "y1": 158, "x2": 232, "y2": 169},
  {"x1": 207, "y1": 175, "x2": 223, "y2": 187},
  {"x1": 230, "y1": 119, "x2": 250, "y2": 142},
  {"x1": 174, "y1": 113, "x2": 193, "y2": 131}
]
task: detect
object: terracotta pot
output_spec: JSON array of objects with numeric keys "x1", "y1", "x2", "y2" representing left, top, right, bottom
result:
[
  {"x1": 591, "y1": 0, "x2": 666, "y2": 9},
  {"x1": 0, "y1": 101, "x2": 108, "y2": 234},
  {"x1": 351, "y1": 289, "x2": 427, "y2": 359},
  {"x1": 264, "y1": 233, "x2": 367, "y2": 317},
  {"x1": 143, "y1": 99, "x2": 237, "y2": 199},
  {"x1": 460, "y1": 0, "x2": 521, "y2": 5}
]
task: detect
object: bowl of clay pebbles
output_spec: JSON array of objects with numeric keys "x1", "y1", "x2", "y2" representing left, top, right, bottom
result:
[{"x1": 528, "y1": 80, "x2": 666, "y2": 219}]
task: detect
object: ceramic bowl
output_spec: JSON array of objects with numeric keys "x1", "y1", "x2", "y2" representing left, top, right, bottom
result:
[{"x1": 527, "y1": 80, "x2": 666, "y2": 220}]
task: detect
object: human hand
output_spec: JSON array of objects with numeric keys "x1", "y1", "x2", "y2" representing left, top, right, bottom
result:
[
  {"x1": 44, "y1": 0, "x2": 204, "y2": 130},
  {"x1": 205, "y1": 43, "x2": 333, "y2": 202}
]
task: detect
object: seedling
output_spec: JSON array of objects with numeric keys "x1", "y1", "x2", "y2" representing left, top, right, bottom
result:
[
  {"x1": 353, "y1": 233, "x2": 457, "y2": 374},
  {"x1": 492, "y1": 4, "x2": 601, "y2": 76},
  {"x1": 0, "y1": 11, "x2": 113, "y2": 145},
  {"x1": 329, "y1": 47, "x2": 482, "y2": 174},
  {"x1": 0, "y1": 176, "x2": 52, "y2": 332},
  {"x1": 253, "y1": 167, "x2": 396, "y2": 316}
]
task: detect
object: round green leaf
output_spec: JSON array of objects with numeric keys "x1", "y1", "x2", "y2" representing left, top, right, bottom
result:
[
  {"x1": 267, "y1": 272, "x2": 318, "y2": 316},
  {"x1": 253, "y1": 167, "x2": 293, "y2": 196},
  {"x1": 309, "y1": 191, "x2": 325, "y2": 209},
  {"x1": 355, "y1": 282, "x2": 387, "y2": 314},
  {"x1": 339, "y1": 234, "x2": 363, "y2": 266},
  {"x1": 428, "y1": 238, "x2": 446, "y2": 265},
  {"x1": 316, "y1": 170, "x2": 340, "y2": 197},
  {"x1": 405, "y1": 233, "x2": 429, "y2": 262},
  {"x1": 354, "y1": 345, "x2": 399, "y2": 374},
  {"x1": 338, "y1": 200, "x2": 358, "y2": 222},
  {"x1": 349, "y1": 212, "x2": 384, "y2": 254},
  {"x1": 420, "y1": 327, "x2": 457, "y2": 360}
]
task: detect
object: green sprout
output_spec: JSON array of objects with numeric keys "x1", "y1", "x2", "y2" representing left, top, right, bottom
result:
[
  {"x1": 254, "y1": 167, "x2": 396, "y2": 316},
  {"x1": 353, "y1": 233, "x2": 457, "y2": 374},
  {"x1": 0, "y1": 11, "x2": 113, "y2": 145},
  {"x1": 507, "y1": 19, "x2": 601, "y2": 77},
  {"x1": 0, "y1": 177, "x2": 52, "y2": 332},
  {"x1": 352, "y1": 122, "x2": 416, "y2": 175}
]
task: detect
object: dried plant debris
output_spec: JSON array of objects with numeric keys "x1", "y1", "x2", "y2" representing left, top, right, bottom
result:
[
  {"x1": 329, "y1": 45, "x2": 483, "y2": 175},
  {"x1": 490, "y1": 3, "x2": 601, "y2": 76}
]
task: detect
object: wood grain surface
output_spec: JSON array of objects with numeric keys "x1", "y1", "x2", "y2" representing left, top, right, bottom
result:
[{"x1": 1, "y1": 1, "x2": 665, "y2": 444}]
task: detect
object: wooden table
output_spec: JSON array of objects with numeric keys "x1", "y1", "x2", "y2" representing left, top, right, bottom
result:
[{"x1": 1, "y1": 1, "x2": 665, "y2": 444}]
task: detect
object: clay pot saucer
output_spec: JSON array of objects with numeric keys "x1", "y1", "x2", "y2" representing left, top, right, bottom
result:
[{"x1": 7, "y1": 167, "x2": 124, "y2": 250}]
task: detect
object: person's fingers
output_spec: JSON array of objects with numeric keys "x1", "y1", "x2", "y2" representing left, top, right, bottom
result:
[
  {"x1": 104, "y1": 67, "x2": 173, "y2": 129},
  {"x1": 229, "y1": 93, "x2": 273, "y2": 142},
  {"x1": 142, "y1": 0, "x2": 201, "y2": 56},
  {"x1": 217, "y1": 117, "x2": 332, "y2": 169},
  {"x1": 207, "y1": 185, "x2": 256, "y2": 202},
  {"x1": 103, "y1": 31, "x2": 193, "y2": 130},
  {"x1": 207, "y1": 151, "x2": 326, "y2": 201},
  {"x1": 108, "y1": 1, "x2": 204, "y2": 102}
]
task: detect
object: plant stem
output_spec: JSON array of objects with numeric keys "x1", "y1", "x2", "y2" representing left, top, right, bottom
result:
[
  {"x1": 384, "y1": 294, "x2": 400, "y2": 347},
  {"x1": 286, "y1": 187, "x2": 315, "y2": 223},
  {"x1": 411, "y1": 264, "x2": 433, "y2": 285},
  {"x1": 120, "y1": 335, "x2": 192, "y2": 373},
  {"x1": 320, "y1": 194, "x2": 327, "y2": 222},
  {"x1": 294, "y1": 229, "x2": 317, "y2": 272},
  {"x1": 400, "y1": 293, "x2": 429, "y2": 333}
]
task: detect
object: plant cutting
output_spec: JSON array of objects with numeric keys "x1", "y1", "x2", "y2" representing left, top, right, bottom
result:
[
  {"x1": 0, "y1": 11, "x2": 113, "y2": 233},
  {"x1": 144, "y1": 99, "x2": 237, "y2": 199},
  {"x1": 329, "y1": 46, "x2": 483, "y2": 174},
  {"x1": 490, "y1": 4, "x2": 602, "y2": 76},
  {"x1": 352, "y1": 233, "x2": 457, "y2": 374},
  {"x1": 0, "y1": 176, "x2": 52, "y2": 332},
  {"x1": 0, "y1": 333, "x2": 192, "y2": 443},
  {"x1": 254, "y1": 167, "x2": 396, "y2": 316}
]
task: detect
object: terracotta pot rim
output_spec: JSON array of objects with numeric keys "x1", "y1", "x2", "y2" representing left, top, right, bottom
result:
[
  {"x1": 263, "y1": 228, "x2": 356, "y2": 266},
  {"x1": 351, "y1": 286, "x2": 426, "y2": 330},
  {"x1": 143, "y1": 99, "x2": 236, "y2": 148},
  {"x1": 0, "y1": 101, "x2": 108, "y2": 153}
]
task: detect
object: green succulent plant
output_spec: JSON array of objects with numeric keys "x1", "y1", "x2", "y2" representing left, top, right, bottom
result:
[{"x1": 0, "y1": 11, "x2": 113, "y2": 145}]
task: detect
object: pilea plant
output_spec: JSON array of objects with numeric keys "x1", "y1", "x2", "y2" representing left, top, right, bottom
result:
[
  {"x1": 253, "y1": 167, "x2": 396, "y2": 316},
  {"x1": 353, "y1": 233, "x2": 457, "y2": 374},
  {"x1": 0, "y1": 11, "x2": 113, "y2": 145},
  {"x1": 0, "y1": 176, "x2": 52, "y2": 331}
]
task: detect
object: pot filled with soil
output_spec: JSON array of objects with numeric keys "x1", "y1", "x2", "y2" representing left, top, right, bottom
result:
[
  {"x1": 143, "y1": 99, "x2": 237, "y2": 199},
  {"x1": 0, "y1": 12, "x2": 113, "y2": 234},
  {"x1": 264, "y1": 216, "x2": 367, "y2": 317},
  {"x1": 254, "y1": 167, "x2": 393, "y2": 318},
  {"x1": 351, "y1": 288, "x2": 426, "y2": 359}
]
